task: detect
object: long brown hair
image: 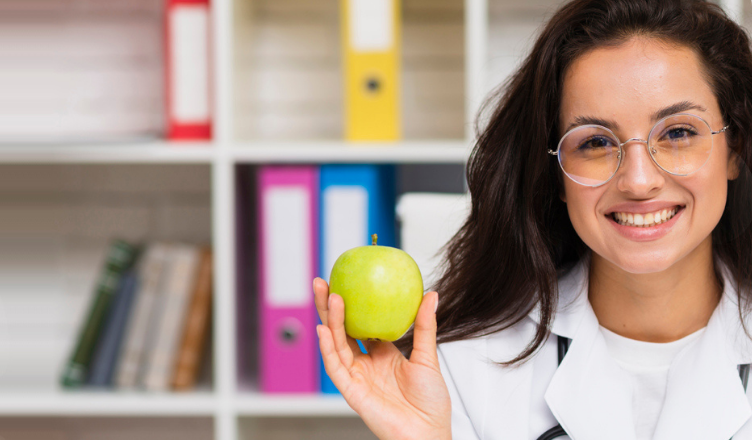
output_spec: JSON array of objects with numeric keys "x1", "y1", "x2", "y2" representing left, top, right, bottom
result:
[{"x1": 396, "y1": 0, "x2": 752, "y2": 364}]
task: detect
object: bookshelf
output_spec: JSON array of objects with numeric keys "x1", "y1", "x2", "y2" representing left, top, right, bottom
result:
[
  {"x1": 0, "y1": 142, "x2": 468, "y2": 164},
  {"x1": 5, "y1": 0, "x2": 747, "y2": 439}
]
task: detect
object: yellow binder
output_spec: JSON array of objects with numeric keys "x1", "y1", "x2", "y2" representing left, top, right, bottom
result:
[{"x1": 341, "y1": 0, "x2": 401, "y2": 141}]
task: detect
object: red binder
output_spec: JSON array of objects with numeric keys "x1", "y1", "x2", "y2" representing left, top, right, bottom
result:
[{"x1": 165, "y1": 0, "x2": 212, "y2": 140}]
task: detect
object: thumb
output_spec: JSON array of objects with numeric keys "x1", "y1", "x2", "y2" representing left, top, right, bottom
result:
[{"x1": 408, "y1": 291, "x2": 439, "y2": 369}]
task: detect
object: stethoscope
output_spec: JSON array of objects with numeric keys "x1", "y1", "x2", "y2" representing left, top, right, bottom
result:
[{"x1": 536, "y1": 336, "x2": 752, "y2": 440}]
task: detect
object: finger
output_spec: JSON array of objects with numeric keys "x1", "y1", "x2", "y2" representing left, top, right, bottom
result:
[
  {"x1": 317, "y1": 324, "x2": 353, "y2": 395},
  {"x1": 327, "y1": 293, "x2": 366, "y2": 366},
  {"x1": 313, "y1": 277, "x2": 330, "y2": 326},
  {"x1": 408, "y1": 291, "x2": 440, "y2": 369}
]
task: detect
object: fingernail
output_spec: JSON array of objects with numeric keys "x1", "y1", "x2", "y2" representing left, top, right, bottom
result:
[
  {"x1": 313, "y1": 277, "x2": 320, "y2": 291},
  {"x1": 434, "y1": 293, "x2": 439, "y2": 313},
  {"x1": 316, "y1": 325, "x2": 321, "y2": 338},
  {"x1": 328, "y1": 293, "x2": 334, "y2": 308}
]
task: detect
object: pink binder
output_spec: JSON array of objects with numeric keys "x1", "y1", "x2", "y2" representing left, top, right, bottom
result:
[{"x1": 258, "y1": 166, "x2": 319, "y2": 393}]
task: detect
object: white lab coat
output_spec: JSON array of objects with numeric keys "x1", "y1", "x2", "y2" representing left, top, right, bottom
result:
[{"x1": 437, "y1": 259, "x2": 752, "y2": 440}]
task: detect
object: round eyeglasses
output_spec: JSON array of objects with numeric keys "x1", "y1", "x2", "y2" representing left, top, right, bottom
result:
[{"x1": 548, "y1": 113, "x2": 729, "y2": 187}]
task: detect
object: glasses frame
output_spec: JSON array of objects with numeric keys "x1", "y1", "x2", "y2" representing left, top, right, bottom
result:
[{"x1": 547, "y1": 113, "x2": 729, "y2": 187}]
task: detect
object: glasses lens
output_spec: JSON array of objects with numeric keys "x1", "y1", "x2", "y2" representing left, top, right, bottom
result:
[
  {"x1": 558, "y1": 126, "x2": 620, "y2": 186},
  {"x1": 649, "y1": 114, "x2": 713, "y2": 175}
]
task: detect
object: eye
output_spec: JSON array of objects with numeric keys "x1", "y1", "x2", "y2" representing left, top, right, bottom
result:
[
  {"x1": 664, "y1": 126, "x2": 698, "y2": 141},
  {"x1": 577, "y1": 135, "x2": 616, "y2": 150}
]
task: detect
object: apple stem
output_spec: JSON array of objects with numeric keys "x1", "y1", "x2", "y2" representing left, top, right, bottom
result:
[{"x1": 371, "y1": 234, "x2": 378, "y2": 246}]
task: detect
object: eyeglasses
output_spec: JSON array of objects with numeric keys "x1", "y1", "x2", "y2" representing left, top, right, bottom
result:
[{"x1": 548, "y1": 113, "x2": 729, "y2": 187}]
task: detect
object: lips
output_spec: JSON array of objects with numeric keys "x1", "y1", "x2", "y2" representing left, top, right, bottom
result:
[{"x1": 603, "y1": 202, "x2": 685, "y2": 241}]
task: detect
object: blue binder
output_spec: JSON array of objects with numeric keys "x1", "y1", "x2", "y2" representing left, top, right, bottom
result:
[{"x1": 318, "y1": 164, "x2": 397, "y2": 393}]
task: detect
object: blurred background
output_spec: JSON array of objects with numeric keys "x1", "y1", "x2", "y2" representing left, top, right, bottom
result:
[{"x1": 0, "y1": 0, "x2": 747, "y2": 439}]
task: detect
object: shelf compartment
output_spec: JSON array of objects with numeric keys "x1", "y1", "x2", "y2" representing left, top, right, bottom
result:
[
  {"x1": 233, "y1": 0, "x2": 465, "y2": 141},
  {"x1": 0, "y1": 0, "x2": 166, "y2": 142},
  {"x1": 0, "y1": 164, "x2": 213, "y2": 394},
  {"x1": 233, "y1": 163, "x2": 466, "y2": 400}
]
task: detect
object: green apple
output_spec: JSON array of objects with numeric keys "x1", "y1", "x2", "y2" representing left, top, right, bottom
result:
[{"x1": 329, "y1": 234, "x2": 424, "y2": 341}]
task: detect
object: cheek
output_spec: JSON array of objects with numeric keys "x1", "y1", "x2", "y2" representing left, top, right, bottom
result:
[
  {"x1": 699, "y1": 140, "x2": 730, "y2": 199},
  {"x1": 562, "y1": 181, "x2": 604, "y2": 239},
  {"x1": 688, "y1": 152, "x2": 729, "y2": 227}
]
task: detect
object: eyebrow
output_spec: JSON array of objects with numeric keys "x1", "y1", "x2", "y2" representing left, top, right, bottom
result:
[{"x1": 563, "y1": 101, "x2": 709, "y2": 133}]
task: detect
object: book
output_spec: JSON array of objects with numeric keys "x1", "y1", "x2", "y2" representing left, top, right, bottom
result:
[
  {"x1": 87, "y1": 271, "x2": 140, "y2": 387},
  {"x1": 61, "y1": 239, "x2": 137, "y2": 388},
  {"x1": 142, "y1": 243, "x2": 201, "y2": 391},
  {"x1": 115, "y1": 242, "x2": 171, "y2": 389},
  {"x1": 172, "y1": 247, "x2": 213, "y2": 390}
]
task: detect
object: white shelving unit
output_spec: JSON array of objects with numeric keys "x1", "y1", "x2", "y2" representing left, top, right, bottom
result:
[
  {"x1": 0, "y1": 0, "x2": 573, "y2": 439},
  {"x1": 0, "y1": 141, "x2": 471, "y2": 164},
  {"x1": 0, "y1": 392, "x2": 218, "y2": 416},
  {"x1": 0, "y1": 143, "x2": 215, "y2": 164}
]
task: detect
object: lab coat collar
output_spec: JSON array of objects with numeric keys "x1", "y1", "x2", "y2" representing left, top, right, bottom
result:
[
  {"x1": 527, "y1": 257, "x2": 591, "y2": 340},
  {"x1": 530, "y1": 258, "x2": 752, "y2": 440}
]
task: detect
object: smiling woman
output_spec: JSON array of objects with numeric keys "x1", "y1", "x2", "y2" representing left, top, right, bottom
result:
[{"x1": 312, "y1": 0, "x2": 752, "y2": 439}]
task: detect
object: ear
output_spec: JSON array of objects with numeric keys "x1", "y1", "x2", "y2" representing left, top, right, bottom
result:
[{"x1": 727, "y1": 150, "x2": 741, "y2": 181}]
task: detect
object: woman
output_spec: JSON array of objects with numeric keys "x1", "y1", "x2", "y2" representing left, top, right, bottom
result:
[{"x1": 313, "y1": 0, "x2": 752, "y2": 438}]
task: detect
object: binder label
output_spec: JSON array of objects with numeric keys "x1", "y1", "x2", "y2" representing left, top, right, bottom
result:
[
  {"x1": 323, "y1": 186, "x2": 367, "y2": 279},
  {"x1": 349, "y1": 0, "x2": 393, "y2": 51},
  {"x1": 264, "y1": 187, "x2": 311, "y2": 307},
  {"x1": 170, "y1": 4, "x2": 210, "y2": 122}
]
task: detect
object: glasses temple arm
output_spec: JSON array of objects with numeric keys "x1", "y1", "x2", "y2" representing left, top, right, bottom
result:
[{"x1": 712, "y1": 125, "x2": 730, "y2": 135}]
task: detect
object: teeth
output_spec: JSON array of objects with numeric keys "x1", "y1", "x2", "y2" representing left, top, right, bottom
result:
[{"x1": 612, "y1": 207, "x2": 680, "y2": 227}]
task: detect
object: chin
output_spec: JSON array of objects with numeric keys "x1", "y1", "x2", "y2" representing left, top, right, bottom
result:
[{"x1": 599, "y1": 248, "x2": 680, "y2": 275}]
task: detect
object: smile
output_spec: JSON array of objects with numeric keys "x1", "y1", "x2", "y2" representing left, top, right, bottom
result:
[{"x1": 610, "y1": 206, "x2": 684, "y2": 227}]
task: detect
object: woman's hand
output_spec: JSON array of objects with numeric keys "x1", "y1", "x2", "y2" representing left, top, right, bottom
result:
[{"x1": 313, "y1": 277, "x2": 451, "y2": 440}]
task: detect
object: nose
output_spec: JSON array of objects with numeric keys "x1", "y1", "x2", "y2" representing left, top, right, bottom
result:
[{"x1": 614, "y1": 139, "x2": 665, "y2": 196}]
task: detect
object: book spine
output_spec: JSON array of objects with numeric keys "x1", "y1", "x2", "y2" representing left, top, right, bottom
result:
[
  {"x1": 87, "y1": 271, "x2": 139, "y2": 387},
  {"x1": 172, "y1": 247, "x2": 213, "y2": 390},
  {"x1": 61, "y1": 240, "x2": 137, "y2": 388},
  {"x1": 115, "y1": 243, "x2": 170, "y2": 389},
  {"x1": 143, "y1": 244, "x2": 201, "y2": 391}
]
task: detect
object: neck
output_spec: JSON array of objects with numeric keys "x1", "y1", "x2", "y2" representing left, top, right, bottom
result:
[{"x1": 588, "y1": 237, "x2": 722, "y2": 343}]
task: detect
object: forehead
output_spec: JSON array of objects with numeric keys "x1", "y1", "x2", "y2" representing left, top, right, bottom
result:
[{"x1": 559, "y1": 37, "x2": 719, "y2": 131}]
